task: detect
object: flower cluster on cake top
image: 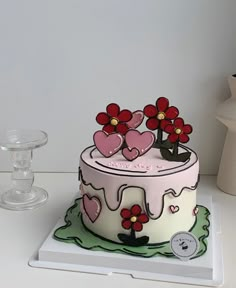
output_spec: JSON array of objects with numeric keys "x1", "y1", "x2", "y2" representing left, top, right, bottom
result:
[{"x1": 93, "y1": 97, "x2": 193, "y2": 162}]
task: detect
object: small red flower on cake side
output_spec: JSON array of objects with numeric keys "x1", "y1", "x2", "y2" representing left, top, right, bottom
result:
[
  {"x1": 143, "y1": 97, "x2": 179, "y2": 148},
  {"x1": 96, "y1": 103, "x2": 132, "y2": 135},
  {"x1": 121, "y1": 204, "x2": 149, "y2": 232},
  {"x1": 118, "y1": 204, "x2": 149, "y2": 246},
  {"x1": 160, "y1": 117, "x2": 193, "y2": 162}
]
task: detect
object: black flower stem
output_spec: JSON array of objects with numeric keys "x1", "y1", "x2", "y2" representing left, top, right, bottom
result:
[
  {"x1": 130, "y1": 228, "x2": 136, "y2": 240},
  {"x1": 157, "y1": 128, "x2": 163, "y2": 145},
  {"x1": 121, "y1": 141, "x2": 128, "y2": 149},
  {"x1": 173, "y1": 142, "x2": 179, "y2": 156}
]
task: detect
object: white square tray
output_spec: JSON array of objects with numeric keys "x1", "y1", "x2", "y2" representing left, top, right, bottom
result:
[{"x1": 29, "y1": 195, "x2": 223, "y2": 287}]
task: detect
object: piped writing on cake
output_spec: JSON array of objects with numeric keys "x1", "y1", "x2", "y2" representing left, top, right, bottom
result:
[
  {"x1": 107, "y1": 161, "x2": 154, "y2": 171},
  {"x1": 88, "y1": 145, "x2": 197, "y2": 175}
]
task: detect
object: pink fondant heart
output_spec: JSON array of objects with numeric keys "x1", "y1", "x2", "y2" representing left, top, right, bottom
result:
[
  {"x1": 127, "y1": 110, "x2": 144, "y2": 129},
  {"x1": 125, "y1": 130, "x2": 155, "y2": 156},
  {"x1": 122, "y1": 147, "x2": 140, "y2": 161},
  {"x1": 83, "y1": 194, "x2": 101, "y2": 223},
  {"x1": 169, "y1": 205, "x2": 179, "y2": 213},
  {"x1": 193, "y1": 206, "x2": 199, "y2": 216},
  {"x1": 94, "y1": 130, "x2": 124, "y2": 157}
]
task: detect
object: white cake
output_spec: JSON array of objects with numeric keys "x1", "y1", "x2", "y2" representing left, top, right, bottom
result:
[
  {"x1": 79, "y1": 145, "x2": 199, "y2": 245},
  {"x1": 54, "y1": 98, "x2": 209, "y2": 259}
]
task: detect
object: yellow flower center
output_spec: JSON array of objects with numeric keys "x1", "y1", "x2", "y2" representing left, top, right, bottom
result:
[
  {"x1": 175, "y1": 128, "x2": 182, "y2": 135},
  {"x1": 110, "y1": 118, "x2": 119, "y2": 126},
  {"x1": 157, "y1": 112, "x2": 166, "y2": 120},
  {"x1": 130, "y1": 216, "x2": 137, "y2": 223}
]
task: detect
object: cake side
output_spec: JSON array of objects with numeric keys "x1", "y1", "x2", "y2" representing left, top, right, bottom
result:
[
  {"x1": 54, "y1": 199, "x2": 210, "y2": 259},
  {"x1": 79, "y1": 145, "x2": 199, "y2": 245}
]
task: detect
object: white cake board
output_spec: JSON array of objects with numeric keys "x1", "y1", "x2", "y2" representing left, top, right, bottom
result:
[{"x1": 29, "y1": 195, "x2": 223, "y2": 287}]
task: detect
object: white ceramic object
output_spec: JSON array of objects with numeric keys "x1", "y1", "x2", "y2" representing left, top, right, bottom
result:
[{"x1": 216, "y1": 75, "x2": 236, "y2": 195}]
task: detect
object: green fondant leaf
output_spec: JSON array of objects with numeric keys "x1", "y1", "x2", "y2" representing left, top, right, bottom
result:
[
  {"x1": 54, "y1": 199, "x2": 210, "y2": 259},
  {"x1": 160, "y1": 148, "x2": 173, "y2": 161},
  {"x1": 153, "y1": 140, "x2": 173, "y2": 149},
  {"x1": 176, "y1": 152, "x2": 191, "y2": 162},
  {"x1": 117, "y1": 233, "x2": 130, "y2": 243},
  {"x1": 160, "y1": 148, "x2": 191, "y2": 162},
  {"x1": 117, "y1": 233, "x2": 149, "y2": 246}
]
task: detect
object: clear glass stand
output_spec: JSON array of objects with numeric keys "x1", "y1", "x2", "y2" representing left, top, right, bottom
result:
[{"x1": 0, "y1": 129, "x2": 48, "y2": 210}]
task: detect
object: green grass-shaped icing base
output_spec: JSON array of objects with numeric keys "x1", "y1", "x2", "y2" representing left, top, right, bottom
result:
[{"x1": 54, "y1": 198, "x2": 210, "y2": 258}]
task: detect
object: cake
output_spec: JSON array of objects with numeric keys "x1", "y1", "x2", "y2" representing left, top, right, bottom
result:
[{"x1": 54, "y1": 97, "x2": 210, "y2": 258}]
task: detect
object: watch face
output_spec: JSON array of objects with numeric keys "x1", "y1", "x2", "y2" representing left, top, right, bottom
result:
[{"x1": 170, "y1": 231, "x2": 200, "y2": 261}]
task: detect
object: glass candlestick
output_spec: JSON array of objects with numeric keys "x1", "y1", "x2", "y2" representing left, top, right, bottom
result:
[{"x1": 0, "y1": 129, "x2": 48, "y2": 210}]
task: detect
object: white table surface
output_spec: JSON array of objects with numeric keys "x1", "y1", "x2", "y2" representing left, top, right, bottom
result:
[{"x1": 0, "y1": 173, "x2": 235, "y2": 288}]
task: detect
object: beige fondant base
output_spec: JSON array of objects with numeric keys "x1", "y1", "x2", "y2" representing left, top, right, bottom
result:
[{"x1": 81, "y1": 184, "x2": 196, "y2": 244}]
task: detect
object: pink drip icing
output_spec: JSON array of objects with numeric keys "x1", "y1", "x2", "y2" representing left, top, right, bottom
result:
[{"x1": 80, "y1": 146, "x2": 199, "y2": 219}]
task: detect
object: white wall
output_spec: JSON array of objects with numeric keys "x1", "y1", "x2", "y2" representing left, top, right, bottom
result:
[{"x1": 0, "y1": 0, "x2": 235, "y2": 173}]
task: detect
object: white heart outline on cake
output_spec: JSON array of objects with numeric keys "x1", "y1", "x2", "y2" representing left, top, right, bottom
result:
[
  {"x1": 127, "y1": 110, "x2": 144, "y2": 129},
  {"x1": 169, "y1": 205, "x2": 179, "y2": 213},
  {"x1": 125, "y1": 129, "x2": 156, "y2": 156},
  {"x1": 122, "y1": 147, "x2": 140, "y2": 161},
  {"x1": 82, "y1": 194, "x2": 102, "y2": 223},
  {"x1": 93, "y1": 130, "x2": 124, "y2": 158}
]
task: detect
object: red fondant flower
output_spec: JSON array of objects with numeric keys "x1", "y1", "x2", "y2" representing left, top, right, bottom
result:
[
  {"x1": 164, "y1": 117, "x2": 192, "y2": 143},
  {"x1": 96, "y1": 103, "x2": 132, "y2": 135},
  {"x1": 143, "y1": 97, "x2": 179, "y2": 130},
  {"x1": 120, "y1": 204, "x2": 149, "y2": 232}
]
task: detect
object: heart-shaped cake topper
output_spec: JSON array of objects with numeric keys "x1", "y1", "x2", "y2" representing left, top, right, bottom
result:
[
  {"x1": 127, "y1": 110, "x2": 144, "y2": 129},
  {"x1": 94, "y1": 130, "x2": 124, "y2": 157},
  {"x1": 83, "y1": 194, "x2": 101, "y2": 223},
  {"x1": 122, "y1": 147, "x2": 140, "y2": 161},
  {"x1": 169, "y1": 205, "x2": 179, "y2": 213},
  {"x1": 125, "y1": 129, "x2": 155, "y2": 156}
]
